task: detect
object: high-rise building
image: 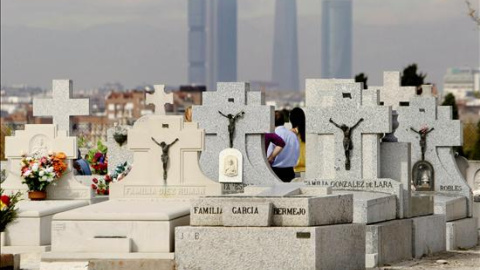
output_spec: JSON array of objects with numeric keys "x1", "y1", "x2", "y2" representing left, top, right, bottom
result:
[
  {"x1": 188, "y1": 0, "x2": 237, "y2": 91},
  {"x1": 443, "y1": 67, "x2": 479, "y2": 100},
  {"x1": 321, "y1": 0, "x2": 352, "y2": 79},
  {"x1": 272, "y1": 0, "x2": 299, "y2": 91}
]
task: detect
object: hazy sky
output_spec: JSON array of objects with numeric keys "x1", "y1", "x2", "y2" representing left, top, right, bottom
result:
[{"x1": 1, "y1": 0, "x2": 479, "y2": 91}]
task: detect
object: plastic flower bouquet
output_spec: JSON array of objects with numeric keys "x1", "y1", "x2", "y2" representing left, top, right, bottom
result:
[
  {"x1": 20, "y1": 152, "x2": 68, "y2": 192},
  {"x1": 91, "y1": 162, "x2": 132, "y2": 195},
  {"x1": 87, "y1": 141, "x2": 108, "y2": 175}
]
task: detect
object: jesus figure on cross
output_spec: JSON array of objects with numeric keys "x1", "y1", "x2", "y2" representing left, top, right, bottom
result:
[
  {"x1": 329, "y1": 118, "x2": 364, "y2": 170},
  {"x1": 151, "y1": 137, "x2": 179, "y2": 182},
  {"x1": 218, "y1": 110, "x2": 245, "y2": 148}
]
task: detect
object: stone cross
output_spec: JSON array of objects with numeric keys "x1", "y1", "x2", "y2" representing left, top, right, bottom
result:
[
  {"x1": 305, "y1": 80, "x2": 391, "y2": 180},
  {"x1": 33, "y1": 80, "x2": 90, "y2": 134},
  {"x1": 146, "y1": 85, "x2": 173, "y2": 115},
  {"x1": 368, "y1": 71, "x2": 417, "y2": 110},
  {"x1": 396, "y1": 94, "x2": 472, "y2": 215},
  {"x1": 193, "y1": 82, "x2": 279, "y2": 186},
  {"x1": 109, "y1": 115, "x2": 221, "y2": 198}
]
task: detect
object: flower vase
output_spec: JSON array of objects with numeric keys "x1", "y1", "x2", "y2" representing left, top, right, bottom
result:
[
  {"x1": 28, "y1": 190, "x2": 47, "y2": 201},
  {"x1": 113, "y1": 134, "x2": 128, "y2": 146}
]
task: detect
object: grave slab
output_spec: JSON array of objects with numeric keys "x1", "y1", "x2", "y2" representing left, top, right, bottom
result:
[
  {"x1": 190, "y1": 194, "x2": 353, "y2": 227},
  {"x1": 335, "y1": 191, "x2": 396, "y2": 224},
  {"x1": 366, "y1": 219, "x2": 413, "y2": 268},
  {"x1": 411, "y1": 215, "x2": 446, "y2": 258},
  {"x1": 175, "y1": 224, "x2": 365, "y2": 270},
  {"x1": 1, "y1": 200, "x2": 88, "y2": 253},
  {"x1": 222, "y1": 202, "x2": 272, "y2": 227},
  {"x1": 446, "y1": 217, "x2": 478, "y2": 250},
  {"x1": 51, "y1": 200, "x2": 190, "y2": 254},
  {"x1": 434, "y1": 195, "x2": 468, "y2": 221}
]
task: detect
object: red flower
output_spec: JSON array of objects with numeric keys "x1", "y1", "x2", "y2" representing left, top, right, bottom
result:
[
  {"x1": 1, "y1": 195, "x2": 11, "y2": 207},
  {"x1": 104, "y1": 175, "x2": 112, "y2": 182},
  {"x1": 91, "y1": 184, "x2": 97, "y2": 190},
  {"x1": 92, "y1": 178, "x2": 99, "y2": 184}
]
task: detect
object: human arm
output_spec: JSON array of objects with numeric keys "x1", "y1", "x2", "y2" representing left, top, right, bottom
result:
[
  {"x1": 267, "y1": 145, "x2": 284, "y2": 164},
  {"x1": 410, "y1": 127, "x2": 420, "y2": 134},
  {"x1": 169, "y1": 138, "x2": 179, "y2": 147},
  {"x1": 329, "y1": 118, "x2": 341, "y2": 129},
  {"x1": 151, "y1": 137, "x2": 161, "y2": 146},
  {"x1": 426, "y1": 127, "x2": 435, "y2": 134},
  {"x1": 218, "y1": 111, "x2": 228, "y2": 118},
  {"x1": 234, "y1": 111, "x2": 245, "y2": 120},
  {"x1": 352, "y1": 118, "x2": 364, "y2": 129}
]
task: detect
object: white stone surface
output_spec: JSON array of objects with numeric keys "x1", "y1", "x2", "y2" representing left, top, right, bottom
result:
[
  {"x1": 109, "y1": 115, "x2": 221, "y2": 199},
  {"x1": 411, "y1": 215, "x2": 446, "y2": 258},
  {"x1": 434, "y1": 195, "x2": 468, "y2": 221},
  {"x1": 222, "y1": 202, "x2": 272, "y2": 227},
  {"x1": 366, "y1": 219, "x2": 413, "y2": 267},
  {"x1": 446, "y1": 217, "x2": 478, "y2": 250},
  {"x1": 146, "y1": 84, "x2": 173, "y2": 115},
  {"x1": 190, "y1": 194, "x2": 353, "y2": 227},
  {"x1": 52, "y1": 200, "x2": 190, "y2": 253},
  {"x1": 175, "y1": 224, "x2": 365, "y2": 270},
  {"x1": 32, "y1": 80, "x2": 90, "y2": 133},
  {"x1": 3, "y1": 201, "x2": 88, "y2": 247},
  {"x1": 368, "y1": 71, "x2": 417, "y2": 110},
  {"x1": 336, "y1": 191, "x2": 397, "y2": 224},
  {"x1": 106, "y1": 126, "x2": 134, "y2": 173},
  {"x1": 193, "y1": 82, "x2": 280, "y2": 189},
  {"x1": 397, "y1": 93, "x2": 473, "y2": 216},
  {"x1": 218, "y1": 148, "x2": 243, "y2": 183}
]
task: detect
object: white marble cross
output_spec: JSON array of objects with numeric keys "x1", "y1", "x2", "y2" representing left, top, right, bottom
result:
[
  {"x1": 33, "y1": 80, "x2": 90, "y2": 134},
  {"x1": 305, "y1": 80, "x2": 391, "y2": 180},
  {"x1": 368, "y1": 71, "x2": 417, "y2": 110},
  {"x1": 146, "y1": 85, "x2": 173, "y2": 115}
]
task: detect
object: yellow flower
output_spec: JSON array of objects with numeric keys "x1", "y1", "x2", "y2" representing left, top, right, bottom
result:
[{"x1": 0, "y1": 201, "x2": 7, "y2": 211}]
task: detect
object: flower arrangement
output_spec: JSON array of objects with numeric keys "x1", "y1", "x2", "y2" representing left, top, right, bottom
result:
[
  {"x1": 87, "y1": 140, "x2": 108, "y2": 175},
  {"x1": 91, "y1": 162, "x2": 132, "y2": 195},
  {"x1": 1, "y1": 171, "x2": 22, "y2": 232},
  {"x1": 113, "y1": 124, "x2": 128, "y2": 146},
  {"x1": 20, "y1": 152, "x2": 68, "y2": 191}
]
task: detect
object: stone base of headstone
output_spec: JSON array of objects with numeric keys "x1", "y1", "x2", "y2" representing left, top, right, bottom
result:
[
  {"x1": 434, "y1": 194, "x2": 468, "y2": 221},
  {"x1": 175, "y1": 224, "x2": 365, "y2": 270},
  {"x1": 366, "y1": 219, "x2": 413, "y2": 268},
  {"x1": 335, "y1": 191, "x2": 396, "y2": 224},
  {"x1": 446, "y1": 217, "x2": 478, "y2": 250},
  {"x1": 1, "y1": 201, "x2": 88, "y2": 254},
  {"x1": 410, "y1": 193, "x2": 434, "y2": 217},
  {"x1": 41, "y1": 254, "x2": 175, "y2": 270},
  {"x1": 0, "y1": 253, "x2": 20, "y2": 270},
  {"x1": 411, "y1": 214, "x2": 446, "y2": 258},
  {"x1": 48, "y1": 200, "x2": 190, "y2": 256},
  {"x1": 474, "y1": 201, "x2": 480, "y2": 236},
  {"x1": 190, "y1": 193, "x2": 352, "y2": 227}
]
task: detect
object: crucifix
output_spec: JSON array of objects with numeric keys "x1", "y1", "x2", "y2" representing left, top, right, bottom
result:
[
  {"x1": 151, "y1": 137, "x2": 179, "y2": 182},
  {"x1": 146, "y1": 85, "x2": 173, "y2": 115},
  {"x1": 218, "y1": 110, "x2": 245, "y2": 148},
  {"x1": 329, "y1": 118, "x2": 364, "y2": 170},
  {"x1": 410, "y1": 126, "x2": 434, "y2": 161},
  {"x1": 33, "y1": 80, "x2": 90, "y2": 134}
]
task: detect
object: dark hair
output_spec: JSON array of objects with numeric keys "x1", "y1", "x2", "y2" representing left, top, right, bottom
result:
[
  {"x1": 274, "y1": 111, "x2": 285, "y2": 127},
  {"x1": 290, "y1": 107, "x2": 306, "y2": 142}
]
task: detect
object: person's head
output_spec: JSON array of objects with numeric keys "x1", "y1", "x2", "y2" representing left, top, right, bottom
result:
[
  {"x1": 160, "y1": 142, "x2": 166, "y2": 147},
  {"x1": 289, "y1": 107, "x2": 306, "y2": 142},
  {"x1": 274, "y1": 110, "x2": 285, "y2": 127},
  {"x1": 184, "y1": 106, "x2": 192, "y2": 122}
]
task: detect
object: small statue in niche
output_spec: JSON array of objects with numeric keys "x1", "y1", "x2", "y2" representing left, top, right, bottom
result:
[
  {"x1": 219, "y1": 110, "x2": 245, "y2": 148},
  {"x1": 410, "y1": 126, "x2": 434, "y2": 161},
  {"x1": 412, "y1": 160, "x2": 434, "y2": 191},
  {"x1": 151, "y1": 137, "x2": 179, "y2": 182},
  {"x1": 329, "y1": 118, "x2": 364, "y2": 170},
  {"x1": 31, "y1": 136, "x2": 49, "y2": 157},
  {"x1": 223, "y1": 155, "x2": 238, "y2": 177}
]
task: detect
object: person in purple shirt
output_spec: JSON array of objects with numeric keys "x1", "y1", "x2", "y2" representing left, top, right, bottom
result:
[{"x1": 265, "y1": 133, "x2": 285, "y2": 165}]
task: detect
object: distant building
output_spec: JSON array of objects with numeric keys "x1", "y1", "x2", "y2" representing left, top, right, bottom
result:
[
  {"x1": 443, "y1": 67, "x2": 479, "y2": 100},
  {"x1": 188, "y1": 0, "x2": 237, "y2": 91},
  {"x1": 105, "y1": 90, "x2": 146, "y2": 124},
  {"x1": 272, "y1": 0, "x2": 299, "y2": 91},
  {"x1": 321, "y1": 0, "x2": 352, "y2": 79}
]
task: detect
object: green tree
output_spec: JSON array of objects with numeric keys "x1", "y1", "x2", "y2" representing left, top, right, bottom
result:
[
  {"x1": 470, "y1": 120, "x2": 480, "y2": 160},
  {"x1": 441, "y1": 93, "x2": 459, "y2": 120},
  {"x1": 401, "y1": 64, "x2": 426, "y2": 92},
  {"x1": 355, "y1": 73, "x2": 368, "y2": 89}
]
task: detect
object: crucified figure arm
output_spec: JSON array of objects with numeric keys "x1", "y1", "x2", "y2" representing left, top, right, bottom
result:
[
  {"x1": 329, "y1": 118, "x2": 341, "y2": 129},
  {"x1": 351, "y1": 118, "x2": 364, "y2": 130},
  {"x1": 218, "y1": 111, "x2": 228, "y2": 118}
]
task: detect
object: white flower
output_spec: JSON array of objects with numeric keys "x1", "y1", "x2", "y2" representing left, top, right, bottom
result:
[
  {"x1": 23, "y1": 170, "x2": 32, "y2": 177},
  {"x1": 32, "y1": 164, "x2": 39, "y2": 172},
  {"x1": 40, "y1": 175, "x2": 48, "y2": 181},
  {"x1": 46, "y1": 167, "x2": 54, "y2": 173},
  {"x1": 39, "y1": 171, "x2": 45, "y2": 176}
]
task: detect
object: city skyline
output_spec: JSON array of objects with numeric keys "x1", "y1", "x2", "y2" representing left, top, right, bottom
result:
[{"x1": 1, "y1": 0, "x2": 478, "y2": 92}]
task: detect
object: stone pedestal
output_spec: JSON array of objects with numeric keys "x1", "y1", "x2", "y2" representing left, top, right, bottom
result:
[
  {"x1": 366, "y1": 219, "x2": 413, "y2": 268},
  {"x1": 446, "y1": 217, "x2": 478, "y2": 250},
  {"x1": 411, "y1": 215, "x2": 446, "y2": 258},
  {"x1": 336, "y1": 191, "x2": 397, "y2": 224},
  {"x1": 1, "y1": 200, "x2": 88, "y2": 254},
  {"x1": 434, "y1": 195, "x2": 468, "y2": 221},
  {"x1": 175, "y1": 224, "x2": 365, "y2": 270}
]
